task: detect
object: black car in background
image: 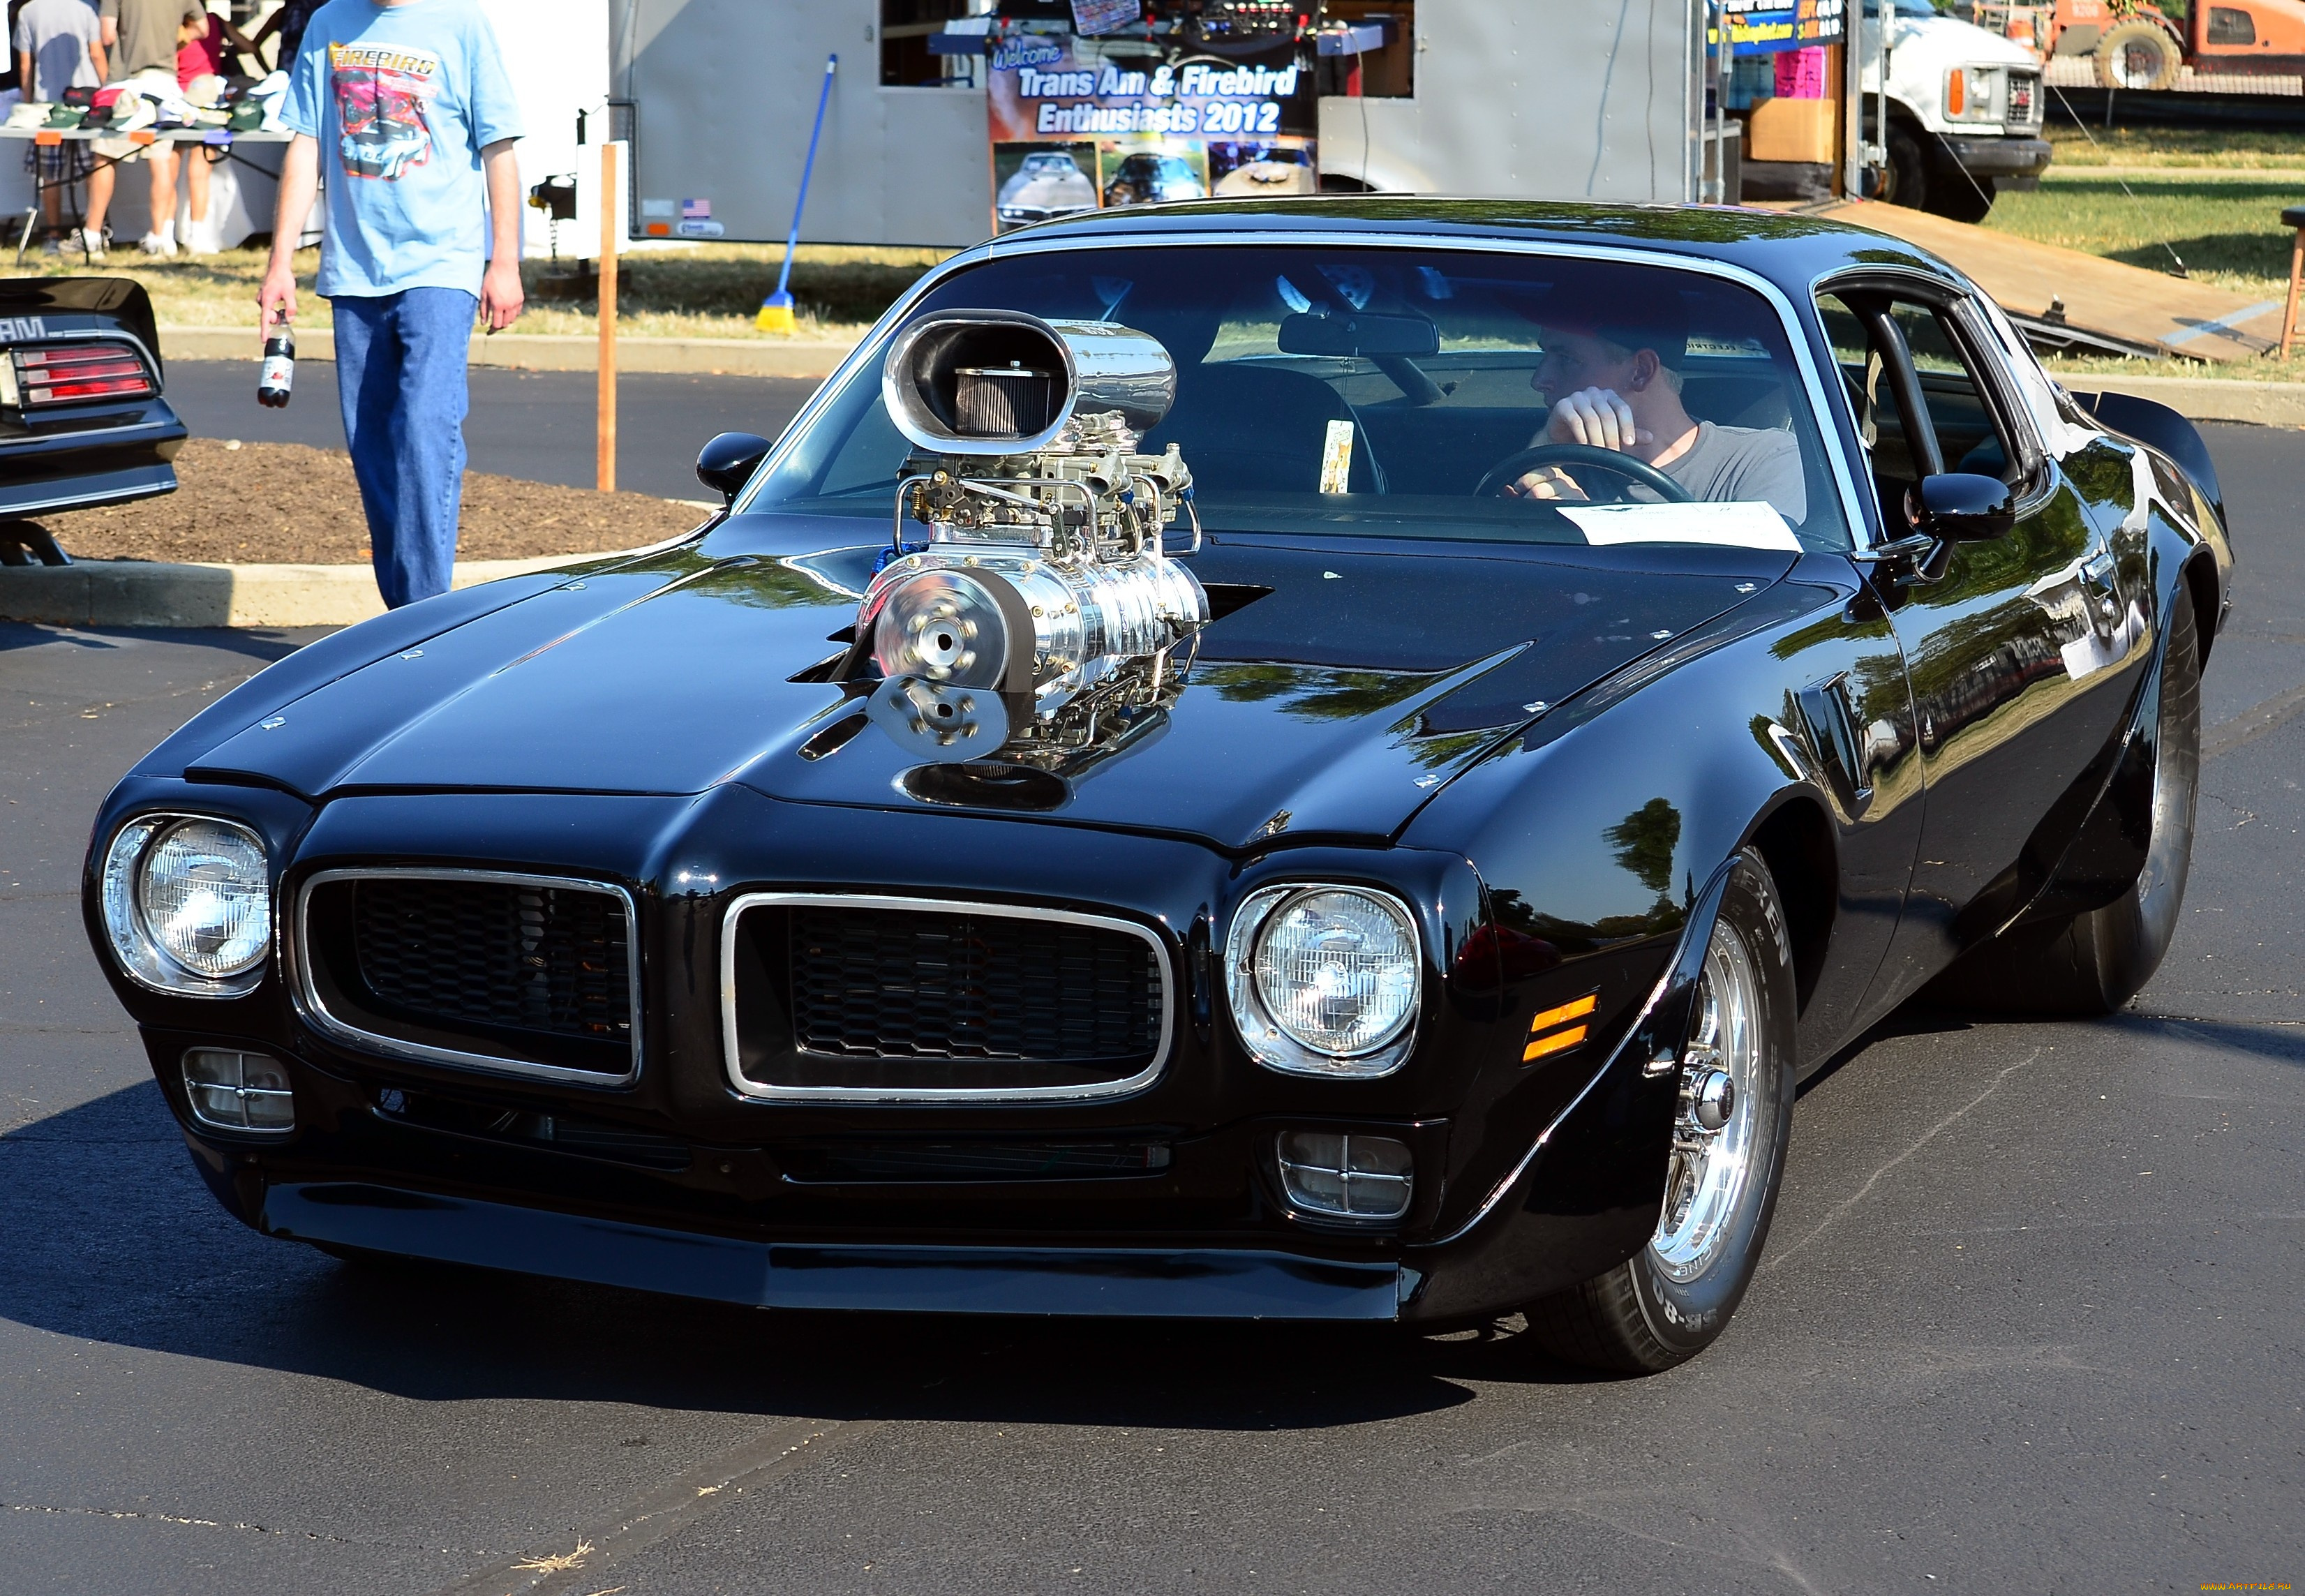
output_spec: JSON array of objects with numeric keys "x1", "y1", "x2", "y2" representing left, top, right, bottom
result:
[
  {"x1": 0, "y1": 276, "x2": 185, "y2": 564},
  {"x1": 82, "y1": 201, "x2": 2231, "y2": 1372}
]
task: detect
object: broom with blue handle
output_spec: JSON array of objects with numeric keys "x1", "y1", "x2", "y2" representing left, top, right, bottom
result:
[{"x1": 759, "y1": 54, "x2": 837, "y2": 333}]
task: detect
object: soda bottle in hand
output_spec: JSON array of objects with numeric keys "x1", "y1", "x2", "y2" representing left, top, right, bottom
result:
[{"x1": 258, "y1": 313, "x2": 294, "y2": 408}]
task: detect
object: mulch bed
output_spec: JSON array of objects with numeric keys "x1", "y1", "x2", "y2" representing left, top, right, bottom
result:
[{"x1": 41, "y1": 439, "x2": 710, "y2": 565}]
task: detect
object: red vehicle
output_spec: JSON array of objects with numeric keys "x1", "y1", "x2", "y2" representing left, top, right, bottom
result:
[{"x1": 2036, "y1": 0, "x2": 2305, "y2": 88}]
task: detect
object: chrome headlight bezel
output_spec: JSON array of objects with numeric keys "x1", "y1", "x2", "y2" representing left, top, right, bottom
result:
[
  {"x1": 99, "y1": 813, "x2": 272, "y2": 997},
  {"x1": 1224, "y1": 882, "x2": 1424, "y2": 1080}
]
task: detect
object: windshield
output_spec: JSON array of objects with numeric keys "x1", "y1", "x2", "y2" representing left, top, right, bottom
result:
[{"x1": 749, "y1": 245, "x2": 1851, "y2": 552}]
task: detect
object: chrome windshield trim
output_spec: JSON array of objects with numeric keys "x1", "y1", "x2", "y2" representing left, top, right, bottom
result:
[
  {"x1": 719, "y1": 890, "x2": 1175, "y2": 1104},
  {"x1": 288, "y1": 866, "x2": 643, "y2": 1089},
  {"x1": 733, "y1": 223, "x2": 1875, "y2": 553}
]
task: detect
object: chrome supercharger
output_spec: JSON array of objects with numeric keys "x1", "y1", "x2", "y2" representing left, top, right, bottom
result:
[{"x1": 852, "y1": 309, "x2": 1209, "y2": 768}]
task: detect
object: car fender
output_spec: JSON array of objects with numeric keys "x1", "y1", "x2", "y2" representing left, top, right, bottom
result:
[{"x1": 1397, "y1": 590, "x2": 1859, "y2": 1310}]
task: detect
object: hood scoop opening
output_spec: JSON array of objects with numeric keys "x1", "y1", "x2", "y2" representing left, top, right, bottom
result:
[{"x1": 903, "y1": 761, "x2": 1071, "y2": 811}]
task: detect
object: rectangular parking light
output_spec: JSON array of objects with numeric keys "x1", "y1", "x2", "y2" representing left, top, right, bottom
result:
[
  {"x1": 181, "y1": 1048, "x2": 294, "y2": 1133},
  {"x1": 1277, "y1": 1131, "x2": 1412, "y2": 1221}
]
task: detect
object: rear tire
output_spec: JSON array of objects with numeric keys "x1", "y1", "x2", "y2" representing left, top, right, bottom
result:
[
  {"x1": 1929, "y1": 593, "x2": 2201, "y2": 1016},
  {"x1": 1521, "y1": 849, "x2": 1798, "y2": 1374},
  {"x1": 2096, "y1": 21, "x2": 2181, "y2": 90}
]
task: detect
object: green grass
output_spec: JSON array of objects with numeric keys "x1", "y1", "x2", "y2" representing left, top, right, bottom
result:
[
  {"x1": 2043, "y1": 124, "x2": 2305, "y2": 169},
  {"x1": 1987, "y1": 171, "x2": 2299, "y2": 295},
  {"x1": 1, "y1": 241, "x2": 950, "y2": 341},
  {"x1": 1985, "y1": 168, "x2": 2303, "y2": 379}
]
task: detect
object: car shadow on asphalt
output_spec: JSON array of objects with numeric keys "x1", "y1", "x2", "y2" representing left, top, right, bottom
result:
[
  {"x1": 0, "y1": 1080, "x2": 1625, "y2": 1427},
  {"x1": 0, "y1": 620, "x2": 326, "y2": 663}
]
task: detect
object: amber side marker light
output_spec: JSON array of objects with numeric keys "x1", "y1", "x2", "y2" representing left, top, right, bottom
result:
[{"x1": 1522, "y1": 992, "x2": 1597, "y2": 1063}]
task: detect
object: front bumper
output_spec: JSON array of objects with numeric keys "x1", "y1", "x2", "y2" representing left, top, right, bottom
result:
[
  {"x1": 260, "y1": 1181, "x2": 1410, "y2": 1318},
  {"x1": 1938, "y1": 134, "x2": 2052, "y2": 181},
  {"x1": 103, "y1": 781, "x2": 1688, "y2": 1324}
]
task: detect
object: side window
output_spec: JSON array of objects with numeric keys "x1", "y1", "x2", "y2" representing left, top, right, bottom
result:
[
  {"x1": 1886, "y1": 302, "x2": 2022, "y2": 486},
  {"x1": 1817, "y1": 285, "x2": 2032, "y2": 530}
]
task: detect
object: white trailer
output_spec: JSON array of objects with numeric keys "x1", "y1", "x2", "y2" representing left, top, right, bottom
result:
[{"x1": 608, "y1": 0, "x2": 1706, "y2": 249}]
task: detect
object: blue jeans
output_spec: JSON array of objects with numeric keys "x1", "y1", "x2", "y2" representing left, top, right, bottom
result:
[{"x1": 333, "y1": 288, "x2": 477, "y2": 609}]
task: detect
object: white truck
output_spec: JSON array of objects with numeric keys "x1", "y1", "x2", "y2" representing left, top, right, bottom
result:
[{"x1": 1860, "y1": 0, "x2": 2050, "y2": 222}]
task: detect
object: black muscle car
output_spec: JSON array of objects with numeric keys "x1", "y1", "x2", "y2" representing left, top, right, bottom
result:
[
  {"x1": 82, "y1": 201, "x2": 2232, "y2": 1371},
  {"x1": 0, "y1": 276, "x2": 185, "y2": 563}
]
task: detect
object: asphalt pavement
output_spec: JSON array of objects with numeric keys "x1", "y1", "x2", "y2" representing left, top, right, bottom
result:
[
  {"x1": 1, "y1": 424, "x2": 2299, "y2": 1593},
  {"x1": 161, "y1": 359, "x2": 822, "y2": 505}
]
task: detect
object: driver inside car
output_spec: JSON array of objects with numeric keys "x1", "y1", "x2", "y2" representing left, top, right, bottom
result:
[{"x1": 1507, "y1": 298, "x2": 1808, "y2": 522}]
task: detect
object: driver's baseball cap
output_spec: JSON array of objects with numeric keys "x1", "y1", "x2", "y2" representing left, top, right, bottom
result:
[{"x1": 1524, "y1": 288, "x2": 1689, "y2": 368}]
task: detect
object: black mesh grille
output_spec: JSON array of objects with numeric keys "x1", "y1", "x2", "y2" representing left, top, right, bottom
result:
[
  {"x1": 789, "y1": 905, "x2": 1161, "y2": 1068},
  {"x1": 350, "y1": 877, "x2": 632, "y2": 1047}
]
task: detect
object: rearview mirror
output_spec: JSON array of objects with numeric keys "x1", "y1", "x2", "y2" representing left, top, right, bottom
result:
[
  {"x1": 1905, "y1": 472, "x2": 2015, "y2": 544},
  {"x1": 1276, "y1": 311, "x2": 1440, "y2": 359},
  {"x1": 696, "y1": 431, "x2": 772, "y2": 503}
]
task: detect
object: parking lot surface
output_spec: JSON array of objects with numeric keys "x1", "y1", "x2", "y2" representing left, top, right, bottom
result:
[
  {"x1": 1, "y1": 424, "x2": 2299, "y2": 1594},
  {"x1": 161, "y1": 362, "x2": 819, "y2": 505}
]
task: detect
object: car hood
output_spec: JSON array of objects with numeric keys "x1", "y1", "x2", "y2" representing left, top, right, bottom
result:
[
  {"x1": 1886, "y1": 11, "x2": 2041, "y2": 67},
  {"x1": 182, "y1": 516, "x2": 1794, "y2": 852}
]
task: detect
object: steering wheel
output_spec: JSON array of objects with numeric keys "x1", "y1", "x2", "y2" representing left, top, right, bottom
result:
[{"x1": 1475, "y1": 442, "x2": 1692, "y2": 504}]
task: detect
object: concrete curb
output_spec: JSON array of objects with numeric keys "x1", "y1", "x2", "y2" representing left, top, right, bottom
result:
[
  {"x1": 0, "y1": 553, "x2": 590, "y2": 629},
  {"x1": 158, "y1": 327, "x2": 860, "y2": 379},
  {"x1": 2079, "y1": 374, "x2": 2305, "y2": 428}
]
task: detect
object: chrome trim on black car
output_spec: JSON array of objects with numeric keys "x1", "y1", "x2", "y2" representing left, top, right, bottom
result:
[
  {"x1": 719, "y1": 890, "x2": 1175, "y2": 1104},
  {"x1": 289, "y1": 867, "x2": 644, "y2": 1089}
]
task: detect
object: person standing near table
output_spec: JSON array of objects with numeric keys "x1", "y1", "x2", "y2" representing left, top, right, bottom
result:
[
  {"x1": 95, "y1": 0, "x2": 200, "y2": 255},
  {"x1": 13, "y1": 0, "x2": 107, "y2": 254},
  {"x1": 170, "y1": 3, "x2": 252, "y2": 253},
  {"x1": 255, "y1": 0, "x2": 524, "y2": 610}
]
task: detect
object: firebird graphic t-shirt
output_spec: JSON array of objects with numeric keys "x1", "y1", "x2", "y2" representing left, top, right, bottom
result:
[{"x1": 281, "y1": 0, "x2": 522, "y2": 299}]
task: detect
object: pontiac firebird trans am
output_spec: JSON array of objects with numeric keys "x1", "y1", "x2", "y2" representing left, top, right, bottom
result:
[{"x1": 84, "y1": 201, "x2": 2232, "y2": 1371}]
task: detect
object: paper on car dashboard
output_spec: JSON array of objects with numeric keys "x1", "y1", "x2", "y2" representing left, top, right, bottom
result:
[{"x1": 1559, "y1": 502, "x2": 1801, "y2": 552}]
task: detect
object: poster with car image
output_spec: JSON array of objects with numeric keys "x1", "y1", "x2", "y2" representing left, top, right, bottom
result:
[{"x1": 987, "y1": 29, "x2": 1313, "y2": 233}]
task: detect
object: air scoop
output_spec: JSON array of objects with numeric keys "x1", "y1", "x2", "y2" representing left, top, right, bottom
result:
[{"x1": 853, "y1": 310, "x2": 1209, "y2": 773}]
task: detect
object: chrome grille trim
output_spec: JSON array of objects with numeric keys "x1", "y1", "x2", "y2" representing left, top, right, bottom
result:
[
  {"x1": 288, "y1": 867, "x2": 643, "y2": 1088},
  {"x1": 719, "y1": 891, "x2": 1175, "y2": 1104}
]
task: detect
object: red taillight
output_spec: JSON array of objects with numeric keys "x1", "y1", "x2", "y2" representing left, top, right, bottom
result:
[{"x1": 11, "y1": 341, "x2": 156, "y2": 406}]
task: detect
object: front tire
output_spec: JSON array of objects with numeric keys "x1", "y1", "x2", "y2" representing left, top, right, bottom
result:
[
  {"x1": 1878, "y1": 126, "x2": 1931, "y2": 212},
  {"x1": 1522, "y1": 849, "x2": 1798, "y2": 1373}
]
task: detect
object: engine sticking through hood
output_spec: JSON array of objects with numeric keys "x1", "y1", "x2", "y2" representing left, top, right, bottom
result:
[{"x1": 848, "y1": 310, "x2": 1209, "y2": 791}]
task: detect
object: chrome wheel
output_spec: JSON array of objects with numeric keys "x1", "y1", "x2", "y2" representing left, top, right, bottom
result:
[{"x1": 1650, "y1": 916, "x2": 1766, "y2": 1283}]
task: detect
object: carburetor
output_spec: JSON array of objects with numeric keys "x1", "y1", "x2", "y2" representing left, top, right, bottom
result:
[{"x1": 853, "y1": 310, "x2": 1209, "y2": 764}]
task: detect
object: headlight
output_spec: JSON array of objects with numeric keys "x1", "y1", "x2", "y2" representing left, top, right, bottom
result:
[
  {"x1": 1225, "y1": 883, "x2": 1422, "y2": 1078},
  {"x1": 100, "y1": 815, "x2": 271, "y2": 994}
]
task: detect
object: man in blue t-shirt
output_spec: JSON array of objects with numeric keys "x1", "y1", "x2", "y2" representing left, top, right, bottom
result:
[{"x1": 256, "y1": 0, "x2": 523, "y2": 609}]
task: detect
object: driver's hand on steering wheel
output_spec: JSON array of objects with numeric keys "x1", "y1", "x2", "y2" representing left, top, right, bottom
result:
[{"x1": 1502, "y1": 464, "x2": 1589, "y2": 502}]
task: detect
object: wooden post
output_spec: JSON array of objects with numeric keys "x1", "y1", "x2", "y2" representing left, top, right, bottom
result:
[
  {"x1": 2282, "y1": 214, "x2": 2303, "y2": 361},
  {"x1": 597, "y1": 141, "x2": 618, "y2": 494}
]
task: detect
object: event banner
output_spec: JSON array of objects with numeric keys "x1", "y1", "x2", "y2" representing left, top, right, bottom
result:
[
  {"x1": 1720, "y1": 0, "x2": 1846, "y2": 54},
  {"x1": 986, "y1": 31, "x2": 1315, "y2": 234}
]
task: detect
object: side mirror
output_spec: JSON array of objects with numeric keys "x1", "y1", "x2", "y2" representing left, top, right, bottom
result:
[
  {"x1": 696, "y1": 431, "x2": 772, "y2": 504},
  {"x1": 1905, "y1": 472, "x2": 2015, "y2": 544}
]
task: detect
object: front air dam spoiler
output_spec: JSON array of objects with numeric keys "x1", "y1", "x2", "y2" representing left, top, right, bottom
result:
[{"x1": 260, "y1": 1183, "x2": 1408, "y2": 1320}]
